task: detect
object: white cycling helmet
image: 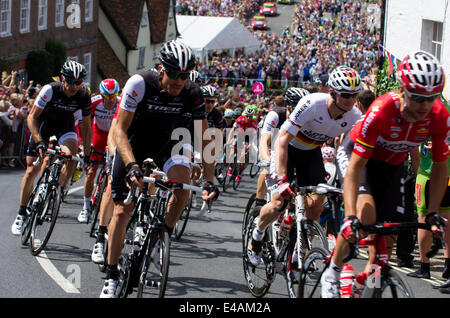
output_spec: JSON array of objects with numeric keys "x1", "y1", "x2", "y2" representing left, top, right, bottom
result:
[
  {"x1": 397, "y1": 50, "x2": 445, "y2": 94},
  {"x1": 328, "y1": 66, "x2": 362, "y2": 93},
  {"x1": 201, "y1": 85, "x2": 218, "y2": 97},
  {"x1": 285, "y1": 87, "x2": 310, "y2": 105},
  {"x1": 190, "y1": 70, "x2": 203, "y2": 83},
  {"x1": 159, "y1": 40, "x2": 196, "y2": 72},
  {"x1": 224, "y1": 109, "x2": 234, "y2": 118}
]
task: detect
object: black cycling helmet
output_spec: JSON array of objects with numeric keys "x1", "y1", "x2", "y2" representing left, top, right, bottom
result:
[
  {"x1": 159, "y1": 40, "x2": 196, "y2": 72},
  {"x1": 201, "y1": 85, "x2": 218, "y2": 98},
  {"x1": 284, "y1": 87, "x2": 310, "y2": 106},
  {"x1": 61, "y1": 60, "x2": 86, "y2": 80}
]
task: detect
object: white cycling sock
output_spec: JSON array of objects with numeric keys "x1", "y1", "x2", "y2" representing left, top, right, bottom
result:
[
  {"x1": 252, "y1": 225, "x2": 265, "y2": 241},
  {"x1": 84, "y1": 197, "x2": 91, "y2": 210},
  {"x1": 326, "y1": 259, "x2": 342, "y2": 281}
]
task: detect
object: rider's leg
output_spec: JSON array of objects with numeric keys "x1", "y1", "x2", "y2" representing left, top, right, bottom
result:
[
  {"x1": 165, "y1": 164, "x2": 191, "y2": 232},
  {"x1": 59, "y1": 137, "x2": 79, "y2": 188},
  {"x1": 255, "y1": 169, "x2": 268, "y2": 205}
]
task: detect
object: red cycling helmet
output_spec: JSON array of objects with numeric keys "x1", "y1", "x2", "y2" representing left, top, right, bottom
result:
[
  {"x1": 99, "y1": 79, "x2": 119, "y2": 95},
  {"x1": 397, "y1": 51, "x2": 445, "y2": 94}
]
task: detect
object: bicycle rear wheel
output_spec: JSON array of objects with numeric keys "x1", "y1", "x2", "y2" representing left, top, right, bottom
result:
[
  {"x1": 242, "y1": 210, "x2": 275, "y2": 297},
  {"x1": 285, "y1": 231, "x2": 300, "y2": 298},
  {"x1": 175, "y1": 190, "x2": 192, "y2": 240},
  {"x1": 137, "y1": 227, "x2": 170, "y2": 298},
  {"x1": 30, "y1": 185, "x2": 61, "y2": 256},
  {"x1": 89, "y1": 172, "x2": 107, "y2": 237},
  {"x1": 297, "y1": 247, "x2": 329, "y2": 298},
  {"x1": 302, "y1": 219, "x2": 329, "y2": 252},
  {"x1": 242, "y1": 193, "x2": 257, "y2": 243},
  {"x1": 361, "y1": 268, "x2": 414, "y2": 298}
]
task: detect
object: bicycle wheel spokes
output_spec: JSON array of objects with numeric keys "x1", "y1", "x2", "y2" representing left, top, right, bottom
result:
[
  {"x1": 285, "y1": 241, "x2": 301, "y2": 298},
  {"x1": 137, "y1": 229, "x2": 170, "y2": 298},
  {"x1": 298, "y1": 247, "x2": 329, "y2": 298},
  {"x1": 30, "y1": 186, "x2": 61, "y2": 256},
  {"x1": 242, "y1": 214, "x2": 274, "y2": 297},
  {"x1": 303, "y1": 219, "x2": 329, "y2": 252}
]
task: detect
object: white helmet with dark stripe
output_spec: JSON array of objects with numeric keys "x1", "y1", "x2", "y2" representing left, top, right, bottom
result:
[
  {"x1": 201, "y1": 85, "x2": 218, "y2": 97},
  {"x1": 190, "y1": 70, "x2": 203, "y2": 83},
  {"x1": 328, "y1": 66, "x2": 362, "y2": 93},
  {"x1": 159, "y1": 40, "x2": 196, "y2": 72},
  {"x1": 285, "y1": 87, "x2": 310, "y2": 105},
  {"x1": 61, "y1": 60, "x2": 86, "y2": 80}
]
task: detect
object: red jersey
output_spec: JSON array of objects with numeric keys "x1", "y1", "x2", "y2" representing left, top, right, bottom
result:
[
  {"x1": 91, "y1": 94, "x2": 121, "y2": 132},
  {"x1": 350, "y1": 92, "x2": 449, "y2": 165},
  {"x1": 234, "y1": 115, "x2": 258, "y2": 132}
]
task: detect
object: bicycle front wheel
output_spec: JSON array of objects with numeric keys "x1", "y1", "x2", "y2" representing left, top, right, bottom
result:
[
  {"x1": 249, "y1": 163, "x2": 260, "y2": 178},
  {"x1": 242, "y1": 210, "x2": 275, "y2": 297},
  {"x1": 30, "y1": 185, "x2": 61, "y2": 256},
  {"x1": 297, "y1": 247, "x2": 329, "y2": 298},
  {"x1": 137, "y1": 228, "x2": 170, "y2": 298},
  {"x1": 89, "y1": 172, "x2": 107, "y2": 237},
  {"x1": 302, "y1": 219, "x2": 329, "y2": 252},
  {"x1": 361, "y1": 268, "x2": 414, "y2": 298}
]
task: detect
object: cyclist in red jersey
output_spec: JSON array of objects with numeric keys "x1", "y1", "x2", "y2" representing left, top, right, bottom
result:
[
  {"x1": 78, "y1": 79, "x2": 120, "y2": 223},
  {"x1": 225, "y1": 106, "x2": 258, "y2": 182},
  {"x1": 322, "y1": 51, "x2": 449, "y2": 298}
]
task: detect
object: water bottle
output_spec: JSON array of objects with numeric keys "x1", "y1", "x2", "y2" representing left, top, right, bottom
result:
[
  {"x1": 279, "y1": 215, "x2": 293, "y2": 240},
  {"x1": 72, "y1": 162, "x2": 83, "y2": 182},
  {"x1": 340, "y1": 263, "x2": 354, "y2": 298},
  {"x1": 327, "y1": 234, "x2": 336, "y2": 251},
  {"x1": 352, "y1": 272, "x2": 368, "y2": 298}
]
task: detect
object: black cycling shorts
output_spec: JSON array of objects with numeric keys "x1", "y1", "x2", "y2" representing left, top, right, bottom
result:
[
  {"x1": 26, "y1": 119, "x2": 76, "y2": 157},
  {"x1": 110, "y1": 140, "x2": 191, "y2": 203},
  {"x1": 336, "y1": 134, "x2": 406, "y2": 222},
  {"x1": 287, "y1": 145, "x2": 327, "y2": 187}
]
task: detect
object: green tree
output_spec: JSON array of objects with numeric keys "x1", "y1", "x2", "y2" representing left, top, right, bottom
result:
[
  {"x1": 374, "y1": 58, "x2": 399, "y2": 97},
  {"x1": 45, "y1": 38, "x2": 67, "y2": 77},
  {"x1": 25, "y1": 50, "x2": 54, "y2": 85}
]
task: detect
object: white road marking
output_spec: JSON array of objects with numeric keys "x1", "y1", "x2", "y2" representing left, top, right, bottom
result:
[
  {"x1": 35, "y1": 185, "x2": 84, "y2": 294},
  {"x1": 35, "y1": 250, "x2": 80, "y2": 294}
]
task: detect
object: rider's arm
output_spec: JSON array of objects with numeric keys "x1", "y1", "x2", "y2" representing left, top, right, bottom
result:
[
  {"x1": 428, "y1": 160, "x2": 448, "y2": 213},
  {"x1": 259, "y1": 133, "x2": 272, "y2": 162},
  {"x1": 343, "y1": 153, "x2": 368, "y2": 217},
  {"x1": 275, "y1": 128, "x2": 295, "y2": 178},
  {"x1": 201, "y1": 118, "x2": 214, "y2": 183},
  {"x1": 79, "y1": 115, "x2": 92, "y2": 155},
  {"x1": 409, "y1": 147, "x2": 420, "y2": 176},
  {"x1": 27, "y1": 104, "x2": 44, "y2": 143}
]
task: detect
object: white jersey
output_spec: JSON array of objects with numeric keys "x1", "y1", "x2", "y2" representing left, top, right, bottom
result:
[{"x1": 281, "y1": 93, "x2": 361, "y2": 150}]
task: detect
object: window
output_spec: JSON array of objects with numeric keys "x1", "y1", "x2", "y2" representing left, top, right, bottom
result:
[
  {"x1": 141, "y1": 10, "x2": 148, "y2": 27},
  {"x1": 38, "y1": 0, "x2": 48, "y2": 31},
  {"x1": 431, "y1": 22, "x2": 443, "y2": 61},
  {"x1": 138, "y1": 47, "x2": 146, "y2": 69},
  {"x1": 0, "y1": 0, "x2": 11, "y2": 37},
  {"x1": 83, "y1": 53, "x2": 91, "y2": 86},
  {"x1": 20, "y1": 0, "x2": 30, "y2": 33},
  {"x1": 55, "y1": 0, "x2": 64, "y2": 27},
  {"x1": 85, "y1": 0, "x2": 93, "y2": 22}
]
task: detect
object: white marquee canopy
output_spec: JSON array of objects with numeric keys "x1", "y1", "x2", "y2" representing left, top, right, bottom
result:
[{"x1": 176, "y1": 15, "x2": 260, "y2": 62}]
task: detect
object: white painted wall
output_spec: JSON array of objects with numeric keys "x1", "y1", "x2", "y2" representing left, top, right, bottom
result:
[
  {"x1": 384, "y1": 0, "x2": 450, "y2": 100},
  {"x1": 98, "y1": 8, "x2": 127, "y2": 67}
]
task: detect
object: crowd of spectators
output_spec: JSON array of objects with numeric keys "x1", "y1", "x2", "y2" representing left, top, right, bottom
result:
[
  {"x1": 0, "y1": 71, "x2": 37, "y2": 168},
  {"x1": 177, "y1": 0, "x2": 380, "y2": 91}
]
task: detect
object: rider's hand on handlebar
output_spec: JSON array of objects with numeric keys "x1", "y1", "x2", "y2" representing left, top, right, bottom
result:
[
  {"x1": 202, "y1": 181, "x2": 219, "y2": 203},
  {"x1": 340, "y1": 215, "x2": 361, "y2": 244},
  {"x1": 277, "y1": 176, "x2": 295, "y2": 199},
  {"x1": 125, "y1": 163, "x2": 143, "y2": 189},
  {"x1": 36, "y1": 141, "x2": 47, "y2": 158},
  {"x1": 425, "y1": 212, "x2": 448, "y2": 236}
]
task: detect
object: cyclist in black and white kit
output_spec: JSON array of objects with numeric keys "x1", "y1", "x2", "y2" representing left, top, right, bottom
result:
[
  {"x1": 100, "y1": 40, "x2": 219, "y2": 297},
  {"x1": 11, "y1": 60, "x2": 92, "y2": 235},
  {"x1": 254, "y1": 88, "x2": 311, "y2": 208},
  {"x1": 247, "y1": 66, "x2": 363, "y2": 266}
]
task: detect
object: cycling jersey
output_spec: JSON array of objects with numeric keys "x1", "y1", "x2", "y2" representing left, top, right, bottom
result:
[
  {"x1": 261, "y1": 107, "x2": 287, "y2": 135},
  {"x1": 35, "y1": 82, "x2": 91, "y2": 123},
  {"x1": 111, "y1": 70, "x2": 205, "y2": 202},
  {"x1": 234, "y1": 115, "x2": 258, "y2": 133},
  {"x1": 282, "y1": 93, "x2": 361, "y2": 150},
  {"x1": 91, "y1": 94, "x2": 120, "y2": 132},
  {"x1": 350, "y1": 92, "x2": 450, "y2": 165}
]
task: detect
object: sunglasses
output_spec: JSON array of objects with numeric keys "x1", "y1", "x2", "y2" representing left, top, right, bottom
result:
[
  {"x1": 405, "y1": 90, "x2": 440, "y2": 103},
  {"x1": 164, "y1": 68, "x2": 190, "y2": 80},
  {"x1": 336, "y1": 92, "x2": 358, "y2": 99},
  {"x1": 102, "y1": 93, "x2": 118, "y2": 100},
  {"x1": 65, "y1": 79, "x2": 83, "y2": 86},
  {"x1": 205, "y1": 99, "x2": 216, "y2": 104}
]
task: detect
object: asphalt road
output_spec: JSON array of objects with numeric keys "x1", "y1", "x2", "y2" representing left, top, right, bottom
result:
[
  {"x1": 1, "y1": 166, "x2": 449, "y2": 300},
  {"x1": 260, "y1": 1, "x2": 297, "y2": 35}
]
